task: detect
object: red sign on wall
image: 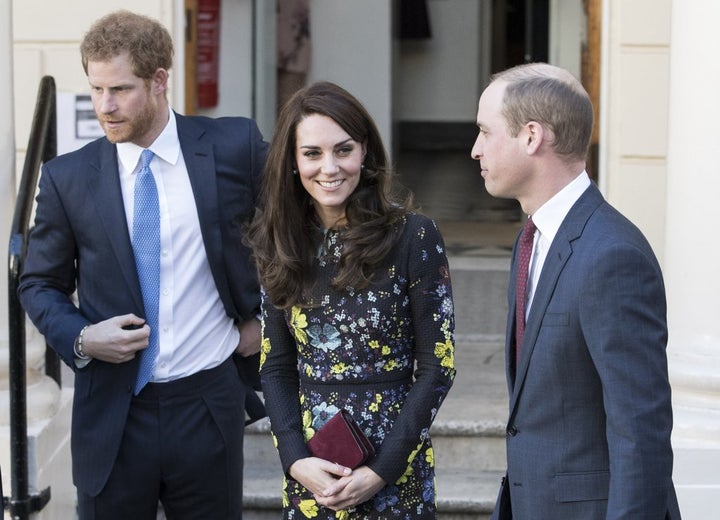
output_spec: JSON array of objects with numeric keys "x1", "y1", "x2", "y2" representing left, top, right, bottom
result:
[{"x1": 197, "y1": 0, "x2": 220, "y2": 108}]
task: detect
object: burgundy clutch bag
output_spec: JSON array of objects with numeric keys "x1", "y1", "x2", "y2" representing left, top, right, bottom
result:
[{"x1": 307, "y1": 409, "x2": 375, "y2": 469}]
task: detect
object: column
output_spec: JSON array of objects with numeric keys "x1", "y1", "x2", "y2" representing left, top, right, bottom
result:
[
  {"x1": 1, "y1": 0, "x2": 18, "y2": 491},
  {"x1": 1, "y1": 2, "x2": 74, "y2": 517},
  {"x1": 665, "y1": 0, "x2": 720, "y2": 515}
]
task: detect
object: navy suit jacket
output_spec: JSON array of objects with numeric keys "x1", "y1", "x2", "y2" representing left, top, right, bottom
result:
[
  {"x1": 493, "y1": 183, "x2": 681, "y2": 519},
  {"x1": 18, "y1": 113, "x2": 268, "y2": 496}
]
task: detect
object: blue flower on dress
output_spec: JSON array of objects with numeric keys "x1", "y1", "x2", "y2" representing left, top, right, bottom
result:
[
  {"x1": 311, "y1": 402, "x2": 340, "y2": 430},
  {"x1": 374, "y1": 486, "x2": 400, "y2": 512},
  {"x1": 422, "y1": 476, "x2": 435, "y2": 502},
  {"x1": 307, "y1": 323, "x2": 341, "y2": 352}
]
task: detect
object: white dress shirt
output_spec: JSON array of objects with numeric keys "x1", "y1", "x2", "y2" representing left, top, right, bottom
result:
[
  {"x1": 525, "y1": 171, "x2": 592, "y2": 316},
  {"x1": 117, "y1": 110, "x2": 239, "y2": 381}
]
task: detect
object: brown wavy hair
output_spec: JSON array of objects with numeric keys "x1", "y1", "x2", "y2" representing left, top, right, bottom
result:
[
  {"x1": 247, "y1": 81, "x2": 413, "y2": 309},
  {"x1": 80, "y1": 10, "x2": 174, "y2": 81}
]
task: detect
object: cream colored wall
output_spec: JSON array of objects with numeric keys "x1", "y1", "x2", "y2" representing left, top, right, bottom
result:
[
  {"x1": 600, "y1": 0, "x2": 671, "y2": 264},
  {"x1": 12, "y1": 0, "x2": 178, "y2": 169}
]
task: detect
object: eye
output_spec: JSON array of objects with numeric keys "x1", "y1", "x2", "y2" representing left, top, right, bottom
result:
[
  {"x1": 303, "y1": 150, "x2": 320, "y2": 158},
  {"x1": 336, "y1": 146, "x2": 353, "y2": 157}
]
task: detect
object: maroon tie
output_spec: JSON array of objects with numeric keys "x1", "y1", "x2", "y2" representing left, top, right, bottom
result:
[{"x1": 515, "y1": 217, "x2": 536, "y2": 362}]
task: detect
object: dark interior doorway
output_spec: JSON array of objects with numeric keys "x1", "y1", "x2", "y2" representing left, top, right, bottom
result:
[
  {"x1": 398, "y1": 0, "x2": 550, "y2": 245},
  {"x1": 492, "y1": 0, "x2": 549, "y2": 72}
]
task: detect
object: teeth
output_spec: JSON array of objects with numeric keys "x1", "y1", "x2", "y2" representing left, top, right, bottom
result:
[{"x1": 319, "y1": 179, "x2": 343, "y2": 188}]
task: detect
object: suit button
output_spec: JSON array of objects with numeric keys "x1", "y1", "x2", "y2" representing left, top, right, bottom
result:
[{"x1": 507, "y1": 425, "x2": 518, "y2": 436}]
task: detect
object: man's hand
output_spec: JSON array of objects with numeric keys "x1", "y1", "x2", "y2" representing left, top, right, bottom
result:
[
  {"x1": 80, "y1": 314, "x2": 150, "y2": 363},
  {"x1": 236, "y1": 317, "x2": 261, "y2": 357}
]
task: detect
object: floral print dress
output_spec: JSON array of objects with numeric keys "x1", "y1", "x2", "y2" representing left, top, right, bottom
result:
[{"x1": 260, "y1": 213, "x2": 456, "y2": 519}]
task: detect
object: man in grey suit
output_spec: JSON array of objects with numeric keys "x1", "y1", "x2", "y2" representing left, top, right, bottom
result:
[
  {"x1": 471, "y1": 62, "x2": 681, "y2": 519},
  {"x1": 19, "y1": 11, "x2": 267, "y2": 519}
]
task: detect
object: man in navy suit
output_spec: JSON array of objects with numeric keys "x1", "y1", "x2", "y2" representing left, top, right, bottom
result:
[
  {"x1": 472, "y1": 63, "x2": 681, "y2": 519},
  {"x1": 18, "y1": 11, "x2": 267, "y2": 519}
]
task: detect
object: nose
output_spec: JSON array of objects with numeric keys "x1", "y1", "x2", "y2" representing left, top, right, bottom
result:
[
  {"x1": 470, "y1": 134, "x2": 483, "y2": 160},
  {"x1": 96, "y1": 91, "x2": 116, "y2": 115},
  {"x1": 321, "y1": 155, "x2": 339, "y2": 174}
]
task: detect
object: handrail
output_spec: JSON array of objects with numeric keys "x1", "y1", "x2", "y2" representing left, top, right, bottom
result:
[{"x1": 6, "y1": 76, "x2": 57, "y2": 518}]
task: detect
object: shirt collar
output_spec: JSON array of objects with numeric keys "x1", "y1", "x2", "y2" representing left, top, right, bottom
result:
[
  {"x1": 531, "y1": 171, "x2": 591, "y2": 243},
  {"x1": 116, "y1": 109, "x2": 181, "y2": 173}
]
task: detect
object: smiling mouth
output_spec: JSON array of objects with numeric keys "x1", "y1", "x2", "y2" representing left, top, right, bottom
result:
[{"x1": 318, "y1": 179, "x2": 344, "y2": 188}]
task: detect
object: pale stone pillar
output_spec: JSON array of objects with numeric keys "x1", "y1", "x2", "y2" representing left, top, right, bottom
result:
[
  {"x1": 1, "y1": 0, "x2": 18, "y2": 502},
  {"x1": 665, "y1": 0, "x2": 720, "y2": 515},
  {"x1": 1, "y1": 1, "x2": 74, "y2": 517}
]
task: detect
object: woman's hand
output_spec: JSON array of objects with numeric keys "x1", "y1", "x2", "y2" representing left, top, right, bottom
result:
[
  {"x1": 314, "y1": 466, "x2": 386, "y2": 511},
  {"x1": 288, "y1": 457, "x2": 352, "y2": 498}
]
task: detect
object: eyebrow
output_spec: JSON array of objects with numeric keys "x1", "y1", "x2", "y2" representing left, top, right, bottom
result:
[{"x1": 299, "y1": 138, "x2": 354, "y2": 149}]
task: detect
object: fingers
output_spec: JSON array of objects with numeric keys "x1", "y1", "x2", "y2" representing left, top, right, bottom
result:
[
  {"x1": 324, "y1": 462, "x2": 352, "y2": 479},
  {"x1": 81, "y1": 314, "x2": 151, "y2": 363},
  {"x1": 288, "y1": 458, "x2": 344, "y2": 498},
  {"x1": 236, "y1": 318, "x2": 261, "y2": 357},
  {"x1": 314, "y1": 466, "x2": 385, "y2": 511}
]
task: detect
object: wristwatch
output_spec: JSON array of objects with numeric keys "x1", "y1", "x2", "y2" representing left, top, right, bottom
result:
[{"x1": 73, "y1": 325, "x2": 92, "y2": 368}]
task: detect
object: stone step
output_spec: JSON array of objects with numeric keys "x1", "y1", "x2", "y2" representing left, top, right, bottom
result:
[
  {"x1": 449, "y1": 256, "x2": 510, "y2": 337},
  {"x1": 242, "y1": 466, "x2": 501, "y2": 520}
]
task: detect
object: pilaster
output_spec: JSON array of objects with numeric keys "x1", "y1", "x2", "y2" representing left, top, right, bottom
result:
[{"x1": 665, "y1": 0, "x2": 720, "y2": 515}]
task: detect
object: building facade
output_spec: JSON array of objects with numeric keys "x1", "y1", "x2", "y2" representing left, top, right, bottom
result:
[{"x1": 1, "y1": 0, "x2": 718, "y2": 517}]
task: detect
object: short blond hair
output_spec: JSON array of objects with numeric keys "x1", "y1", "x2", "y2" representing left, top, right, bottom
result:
[{"x1": 493, "y1": 63, "x2": 593, "y2": 162}]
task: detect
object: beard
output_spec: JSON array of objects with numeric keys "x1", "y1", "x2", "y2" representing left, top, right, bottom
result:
[{"x1": 100, "y1": 98, "x2": 158, "y2": 144}]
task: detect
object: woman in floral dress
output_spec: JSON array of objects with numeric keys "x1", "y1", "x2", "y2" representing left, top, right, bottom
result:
[{"x1": 247, "y1": 81, "x2": 455, "y2": 519}]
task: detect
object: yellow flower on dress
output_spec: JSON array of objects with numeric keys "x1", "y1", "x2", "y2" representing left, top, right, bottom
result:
[
  {"x1": 381, "y1": 345, "x2": 391, "y2": 355},
  {"x1": 298, "y1": 499, "x2": 319, "y2": 518},
  {"x1": 369, "y1": 340, "x2": 380, "y2": 349},
  {"x1": 434, "y1": 338, "x2": 455, "y2": 369},
  {"x1": 282, "y1": 477, "x2": 289, "y2": 507},
  {"x1": 397, "y1": 462, "x2": 414, "y2": 484},
  {"x1": 407, "y1": 444, "x2": 421, "y2": 464},
  {"x1": 384, "y1": 359, "x2": 399, "y2": 371},
  {"x1": 331, "y1": 362, "x2": 349, "y2": 375},
  {"x1": 302, "y1": 410, "x2": 315, "y2": 441},
  {"x1": 335, "y1": 510, "x2": 350, "y2": 520},
  {"x1": 291, "y1": 306, "x2": 309, "y2": 345},
  {"x1": 369, "y1": 393, "x2": 382, "y2": 412},
  {"x1": 259, "y1": 337, "x2": 271, "y2": 368},
  {"x1": 425, "y1": 447, "x2": 435, "y2": 466}
]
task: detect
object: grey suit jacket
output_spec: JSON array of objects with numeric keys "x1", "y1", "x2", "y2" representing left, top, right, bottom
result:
[
  {"x1": 18, "y1": 113, "x2": 268, "y2": 496},
  {"x1": 492, "y1": 183, "x2": 681, "y2": 519}
]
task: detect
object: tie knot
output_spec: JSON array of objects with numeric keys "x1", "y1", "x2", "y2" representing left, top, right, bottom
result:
[
  {"x1": 521, "y1": 217, "x2": 536, "y2": 241},
  {"x1": 140, "y1": 149, "x2": 154, "y2": 171}
]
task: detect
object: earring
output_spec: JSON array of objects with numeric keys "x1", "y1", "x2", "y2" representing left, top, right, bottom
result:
[
  {"x1": 361, "y1": 164, "x2": 365, "y2": 172},
  {"x1": 292, "y1": 168, "x2": 298, "y2": 176}
]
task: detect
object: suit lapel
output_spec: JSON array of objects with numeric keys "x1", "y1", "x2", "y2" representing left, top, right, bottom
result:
[
  {"x1": 175, "y1": 113, "x2": 230, "y2": 302},
  {"x1": 87, "y1": 139, "x2": 145, "y2": 312},
  {"x1": 508, "y1": 184, "x2": 605, "y2": 412}
]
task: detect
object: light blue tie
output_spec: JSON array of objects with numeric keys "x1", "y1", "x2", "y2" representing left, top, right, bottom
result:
[{"x1": 132, "y1": 149, "x2": 160, "y2": 394}]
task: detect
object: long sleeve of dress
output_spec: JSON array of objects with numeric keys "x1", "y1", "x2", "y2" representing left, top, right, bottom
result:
[
  {"x1": 260, "y1": 213, "x2": 456, "y2": 490},
  {"x1": 365, "y1": 215, "x2": 456, "y2": 485}
]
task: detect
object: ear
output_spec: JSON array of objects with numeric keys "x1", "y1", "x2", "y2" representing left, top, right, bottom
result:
[
  {"x1": 523, "y1": 121, "x2": 544, "y2": 155},
  {"x1": 151, "y1": 68, "x2": 169, "y2": 95}
]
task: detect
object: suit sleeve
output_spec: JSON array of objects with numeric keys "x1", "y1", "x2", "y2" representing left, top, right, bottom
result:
[
  {"x1": 18, "y1": 165, "x2": 88, "y2": 367},
  {"x1": 580, "y1": 242, "x2": 674, "y2": 518}
]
